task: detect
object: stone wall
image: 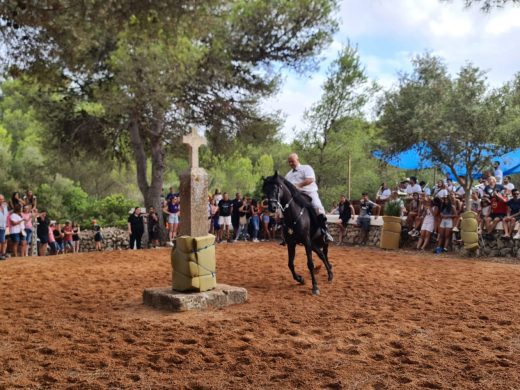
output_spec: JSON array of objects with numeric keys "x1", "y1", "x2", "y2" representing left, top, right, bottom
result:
[
  {"x1": 327, "y1": 221, "x2": 520, "y2": 259},
  {"x1": 78, "y1": 228, "x2": 141, "y2": 252}
]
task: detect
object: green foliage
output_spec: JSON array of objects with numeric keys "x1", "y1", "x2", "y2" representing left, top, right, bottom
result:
[
  {"x1": 384, "y1": 201, "x2": 403, "y2": 217},
  {"x1": 92, "y1": 194, "x2": 135, "y2": 229},
  {"x1": 378, "y1": 54, "x2": 520, "y2": 209}
]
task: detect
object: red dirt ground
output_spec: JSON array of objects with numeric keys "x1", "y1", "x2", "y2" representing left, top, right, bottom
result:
[{"x1": 1, "y1": 244, "x2": 519, "y2": 389}]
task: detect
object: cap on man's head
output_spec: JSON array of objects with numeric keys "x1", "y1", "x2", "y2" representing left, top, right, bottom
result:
[{"x1": 362, "y1": 192, "x2": 368, "y2": 196}]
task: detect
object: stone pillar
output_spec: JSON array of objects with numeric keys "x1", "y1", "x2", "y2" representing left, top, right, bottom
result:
[{"x1": 179, "y1": 167, "x2": 209, "y2": 237}]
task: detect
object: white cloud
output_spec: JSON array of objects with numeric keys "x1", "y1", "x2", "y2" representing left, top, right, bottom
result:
[{"x1": 263, "y1": 0, "x2": 520, "y2": 142}]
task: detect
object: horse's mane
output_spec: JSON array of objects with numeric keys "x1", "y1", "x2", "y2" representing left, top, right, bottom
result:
[{"x1": 263, "y1": 175, "x2": 310, "y2": 207}]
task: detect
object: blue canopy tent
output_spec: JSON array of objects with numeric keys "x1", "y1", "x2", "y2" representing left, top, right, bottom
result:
[{"x1": 373, "y1": 148, "x2": 520, "y2": 179}]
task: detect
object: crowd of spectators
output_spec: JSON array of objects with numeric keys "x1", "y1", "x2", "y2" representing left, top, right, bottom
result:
[
  {"x1": 330, "y1": 161, "x2": 519, "y2": 253},
  {"x1": 0, "y1": 190, "x2": 85, "y2": 260}
]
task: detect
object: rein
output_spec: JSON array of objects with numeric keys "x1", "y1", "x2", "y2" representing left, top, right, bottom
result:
[{"x1": 268, "y1": 183, "x2": 305, "y2": 230}]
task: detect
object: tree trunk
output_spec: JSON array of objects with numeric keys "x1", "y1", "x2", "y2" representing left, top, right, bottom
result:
[{"x1": 128, "y1": 115, "x2": 169, "y2": 244}]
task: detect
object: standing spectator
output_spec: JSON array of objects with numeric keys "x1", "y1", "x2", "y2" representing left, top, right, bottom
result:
[
  {"x1": 94, "y1": 222, "x2": 103, "y2": 251},
  {"x1": 231, "y1": 192, "x2": 243, "y2": 241},
  {"x1": 336, "y1": 195, "x2": 355, "y2": 245},
  {"x1": 454, "y1": 177, "x2": 466, "y2": 199},
  {"x1": 9, "y1": 204, "x2": 25, "y2": 257},
  {"x1": 261, "y1": 207, "x2": 272, "y2": 241},
  {"x1": 209, "y1": 198, "x2": 219, "y2": 235},
  {"x1": 236, "y1": 197, "x2": 250, "y2": 241},
  {"x1": 128, "y1": 207, "x2": 145, "y2": 249},
  {"x1": 72, "y1": 222, "x2": 81, "y2": 253},
  {"x1": 416, "y1": 198, "x2": 437, "y2": 251},
  {"x1": 21, "y1": 204, "x2": 35, "y2": 256},
  {"x1": 23, "y1": 189, "x2": 37, "y2": 210},
  {"x1": 376, "y1": 183, "x2": 392, "y2": 202},
  {"x1": 53, "y1": 223, "x2": 64, "y2": 254},
  {"x1": 493, "y1": 161, "x2": 503, "y2": 185},
  {"x1": 0, "y1": 194, "x2": 8, "y2": 260},
  {"x1": 356, "y1": 192, "x2": 380, "y2": 245},
  {"x1": 213, "y1": 189, "x2": 223, "y2": 205},
  {"x1": 62, "y1": 221, "x2": 74, "y2": 253},
  {"x1": 147, "y1": 206, "x2": 160, "y2": 248},
  {"x1": 166, "y1": 187, "x2": 180, "y2": 203},
  {"x1": 48, "y1": 222, "x2": 58, "y2": 255},
  {"x1": 249, "y1": 199, "x2": 260, "y2": 242},
  {"x1": 36, "y1": 209, "x2": 50, "y2": 256},
  {"x1": 435, "y1": 196, "x2": 456, "y2": 253},
  {"x1": 163, "y1": 197, "x2": 180, "y2": 242},
  {"x1": 217, "y1": 192, "x2": 233, "y2": 243},
  {"x1": 433, "y1": 180, "x2": 448, "y2": 199}
]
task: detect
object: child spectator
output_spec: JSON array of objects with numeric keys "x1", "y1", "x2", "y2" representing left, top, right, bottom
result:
[{"x1": 48, "y1": 222, "x2": 57, "y2": 255}]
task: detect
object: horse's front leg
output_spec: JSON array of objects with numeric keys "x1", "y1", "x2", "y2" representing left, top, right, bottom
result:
[
  {"x1": 287, "y1": 243, "x2": 304, "y2": 284},
  {"x1": 312, "y1": 242, "x2": 333, "y2": 282},
  {"x1": 304, "y1": 243, "x2": 319, "y2": 295}
]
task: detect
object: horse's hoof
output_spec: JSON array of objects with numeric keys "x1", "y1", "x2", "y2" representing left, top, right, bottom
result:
[
  {"x1": 327, "y1": 272, "x2": 333, "y2": 282},
  {"x1": 312, "y1": 288, "x2": 320, "y2": 296},
  {"x1": 295, "y1": 275, "x2": 305, "y2": 285}
]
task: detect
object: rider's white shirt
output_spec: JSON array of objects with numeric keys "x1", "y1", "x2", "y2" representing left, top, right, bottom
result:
[{"x1": 285, "y1": 164, "x2": 318, "y2": 193}]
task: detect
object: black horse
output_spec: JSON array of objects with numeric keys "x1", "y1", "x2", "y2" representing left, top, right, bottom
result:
[{"x1": 263, "y1": 172, "x2": 333, "y2": 295}]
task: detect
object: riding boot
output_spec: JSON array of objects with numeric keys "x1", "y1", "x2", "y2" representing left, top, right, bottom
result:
[{"x1": 318, "y1": 214, "x2": 334, "y2": 242}]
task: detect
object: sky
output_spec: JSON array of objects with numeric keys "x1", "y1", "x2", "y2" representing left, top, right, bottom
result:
[{"x1": 263, "y1": 0, "x2": 520, "y2": 142}]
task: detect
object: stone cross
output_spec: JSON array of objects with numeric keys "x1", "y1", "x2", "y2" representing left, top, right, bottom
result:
[{"x1": 182, "y1": 127, "x2": 207, "y2": 169}]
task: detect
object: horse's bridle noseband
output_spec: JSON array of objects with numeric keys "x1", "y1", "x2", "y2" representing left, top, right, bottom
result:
[{"x1": 268, "y1": 183, "x2": 293, "y2": 212}]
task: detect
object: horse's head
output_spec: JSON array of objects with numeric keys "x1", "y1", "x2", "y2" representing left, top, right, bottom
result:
[{"x1": 262, "y1": 171, "x2": 284, "y2": 213}]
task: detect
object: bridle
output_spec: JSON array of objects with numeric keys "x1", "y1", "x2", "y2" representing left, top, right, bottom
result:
[{"x1": 267, "y1": 182, "x2": 293, "y2": 212}]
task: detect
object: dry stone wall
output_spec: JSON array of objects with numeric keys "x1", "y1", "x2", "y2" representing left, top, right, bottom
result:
[{"x1": 78, "y1": 228, "x2": 149, "y2": 252}]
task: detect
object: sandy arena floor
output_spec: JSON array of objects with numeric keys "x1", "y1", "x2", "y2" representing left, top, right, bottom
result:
[{"x1": 1, "y1": 243, "x2": 519, "y2": 389}]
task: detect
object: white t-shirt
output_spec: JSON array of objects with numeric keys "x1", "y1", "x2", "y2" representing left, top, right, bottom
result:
[
  {"x1": 455, "y1": 186, "x2": 465, "y2": 197},
  {"x1": 435, "y1": 189, "x2": 449, "y2": 198},
  {"x1": 9, "y1": 213, "x2": 24, "y2": 234},
  {"x1": 285, "y1": 164, "x2": 318, "y2": 193},
  {"x1": 422, "y1": 186, "x2": 431, "y2": 196},
  {"x1": 378, "y1": 188, "x2": 391, "y2": 200},
  {"x1": 505, "y1": 182, "x2": 515, "y2": 191},
  {"x1": 406, "y1": 183, "x2": 422, "y2": 194},
  {"x1": 494, "y1": 169, "x2": 503, "y2": 184}
]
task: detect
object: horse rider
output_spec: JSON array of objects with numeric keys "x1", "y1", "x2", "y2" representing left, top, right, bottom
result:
[{"x1": 285, "y1": 153, "x2": 334, "y2": 242}]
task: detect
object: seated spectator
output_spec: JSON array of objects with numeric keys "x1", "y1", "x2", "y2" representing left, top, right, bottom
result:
[
  {"x1": 376, "y1": 182, "x2": 392, "y2": 202},
  {"x1": 480, "y1": 196, "x2": 491, "y2": 232},
  {"x1": 9, "y1": 192, "x2": 25, "y2": 210},
  {"x1": 23, "y1": 189, "x2": 37, "y2": 210},
  {"x1": 469, "y1": 190, "x2": 482, "y2": 226},
  {"x1": 502, "y1": 189, "x2": 520, "y2": 239},
  {"x1": 417, "y1": 197, "x2": 437, "y2": 251},
  {"x1": 445, "y1": 178, "x2": 454, "y2": 192},
  {"x1": 503, "y1": 176, "x2": 515, "y2": 197},
  {"x1": 406, "y1": 177, "x2": 422, "y2": 196},
  {"x1": 406, "y1": 192, "x2": 421, "y2": 236},
  {"x1": 356, "y1": 192, "x2": 380, "y2": 245},
  {"x1": 454, "y1": 176, "x2": 466, "y2": 200},
  {"x1": 432, "y1": 180, "x2": 448, "y2": 199},
  {"x1": 494, "y1": 161, "x2": 503, "y2": 185},
  {"x1": 484, "y1": 177, "x2": 508, "y2": 237},
  {"x1": 420, "y1": 181, "x2": 431, "y2": 196},
  {"x1": 336, "y1": 195, "x2": 355, "y2": 245}
]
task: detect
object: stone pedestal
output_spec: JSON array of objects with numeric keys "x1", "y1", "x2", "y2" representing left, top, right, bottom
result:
[
  {"x1": 179, "y1": 167, "x2": 209, "y2": 237},
  {"x1": 143, "y1": 284, "x2": 248, "y2": 312}
]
